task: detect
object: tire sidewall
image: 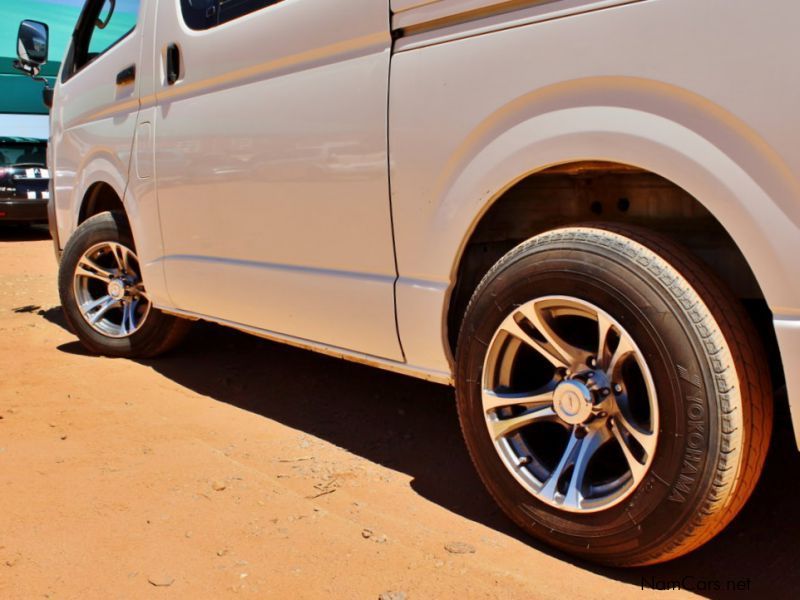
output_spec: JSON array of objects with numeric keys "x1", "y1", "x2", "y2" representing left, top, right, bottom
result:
[
  {"x1": 456, "y1": 236, "x2": 723, "y2": 562},
  {"x1": 58, "y1": 212, "x2": 170, "y2": 357}
]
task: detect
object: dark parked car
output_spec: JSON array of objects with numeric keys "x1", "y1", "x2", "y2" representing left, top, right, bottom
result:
[{"x1": 0, "y1": 137, "x2": 49, "y2": 225}]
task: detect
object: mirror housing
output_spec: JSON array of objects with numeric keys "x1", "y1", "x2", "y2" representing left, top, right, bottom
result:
[
  {"x1": 12, "y1": 20, "x2": 53, "y2": 110},
  {"x1": 14, "y1": 20, "x2": 49, "y2": 76},
  {"x1": 42, "y1": 87, "x2": 54, "y2": 109}
]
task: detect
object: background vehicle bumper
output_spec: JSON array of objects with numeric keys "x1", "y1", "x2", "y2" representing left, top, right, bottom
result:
[{"x1": 0, "y1": 198, "x2": 47, "y2": 222}]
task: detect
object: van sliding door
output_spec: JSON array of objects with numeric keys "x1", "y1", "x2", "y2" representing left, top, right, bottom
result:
[{"x1": 152, "y1": 0, "x2": 402, "y2": 360}]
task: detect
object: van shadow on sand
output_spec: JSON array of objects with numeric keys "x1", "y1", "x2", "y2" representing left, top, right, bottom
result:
[{"x1": 44, "y1": 309, "x2": 798, "y2": 599}]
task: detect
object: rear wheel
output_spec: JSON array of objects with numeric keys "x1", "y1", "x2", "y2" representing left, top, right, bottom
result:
[
  {"x1": 455, "y1": 225, "x2": 772, "y2": 566},
  {"x1": 59, "y1": 211, "x2": 191, "y2": 357}
]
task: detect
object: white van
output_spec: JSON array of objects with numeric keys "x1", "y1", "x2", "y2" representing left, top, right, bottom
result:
[{"x1": 15, "y1": 0, "x2": 800, "y2": 566}]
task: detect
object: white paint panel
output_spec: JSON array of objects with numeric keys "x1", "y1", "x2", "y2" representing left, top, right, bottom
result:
[
  {"x1": 50, "y1": 7, "x2": 145, "y2": 249},
  {"x1": 134, "y1": 121, "x2": 153, "y2": 179},
  {"x1": 774, "y1": 317, "x2": 800, "y2": 448},
  {"x1": 153, "y1": 0, "x2": 402, "y2": 360},
  {"x1": 165, "y1": 257, "x2": 399, "y2": 360},
  {"x1": 391, "y1": 0, "x2": 440, "y2": 12},
  {"x1": 391, "y1": 0, "x2": 629, "y2": 31},
  {"x1": 390, "y1": 0, "x2": 800, "y2": 381}
]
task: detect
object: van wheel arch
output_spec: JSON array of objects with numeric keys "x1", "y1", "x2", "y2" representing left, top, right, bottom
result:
[
  {"x1": 447, "y1": 161, "x2": 783, "y2": 391},
  {"x1": 78, "y1": 181, "x2": 129, "y2": 229}
]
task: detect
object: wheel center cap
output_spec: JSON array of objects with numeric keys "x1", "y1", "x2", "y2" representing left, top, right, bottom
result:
[
  {"x1": 553, "y1": 380, "x2": 593, "y2": 425},
  {"x1": 107, "y1": 279, "x2": 126, "y2": 300}
]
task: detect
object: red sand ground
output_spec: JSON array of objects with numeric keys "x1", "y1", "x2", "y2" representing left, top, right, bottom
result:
[{"x1": 1, "y1": 227, "x2": 797, "y2": 598}]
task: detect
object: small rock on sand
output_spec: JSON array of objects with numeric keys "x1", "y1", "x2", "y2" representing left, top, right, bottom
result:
[
  {"x1": 148, "y1": 575, "x2": 175, "y2": 587},
  {"x1": 444, "y1": 541, "x2": 475, "y2": 555}
]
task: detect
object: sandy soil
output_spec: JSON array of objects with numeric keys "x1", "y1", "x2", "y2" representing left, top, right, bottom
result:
[{"x1": 1, "y1": 226, "x2": 798, "y2": 599}]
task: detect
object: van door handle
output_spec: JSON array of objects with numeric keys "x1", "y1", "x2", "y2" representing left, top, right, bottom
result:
[
  {"x1": 116, "y1": 65, "x2": 136, "y2": 86},
  {"x1": 166, "y1": 44, "x2": 181, "y2": 85}
]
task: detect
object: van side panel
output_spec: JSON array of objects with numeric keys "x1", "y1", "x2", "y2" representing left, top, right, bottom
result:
[
  {"x1": 126, "y1": 0, "x2": 171, "y2": 305},
  {"x1": 389, "y1": 0, "x2": 800, "y2": 437},
  {"x1": 51, "y1": 3, "x2": 147, "y2": 250},
  {"x1": 151, "y1": 0, "x2": 403, "y2": 360}
]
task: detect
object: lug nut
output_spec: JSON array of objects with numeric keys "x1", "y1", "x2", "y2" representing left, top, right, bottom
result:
[
  {"x1": 574, "y1": 426, "x2": 588, "y2": 439},
  {"x1": 601, "y1": 387, "x2": 611, "y2": 397},
  {"x1": 587, "y1": 356, "x2": 597, "y2": 368},
  {"x1": 613, "y1": 383, "x2": 623, "y2": 394}
]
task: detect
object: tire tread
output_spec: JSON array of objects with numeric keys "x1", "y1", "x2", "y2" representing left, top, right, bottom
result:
[{"x1": 455, "y1": 224, "x2": 772, "y2": 566}]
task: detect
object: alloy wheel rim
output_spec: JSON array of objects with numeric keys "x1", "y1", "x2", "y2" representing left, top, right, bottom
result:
[
  {"x1": 481, "y1": 295, "x2": 658, "y2": 513},
  {"x1": 73, "y1": 241, "x2": 151, "y2": 338}
]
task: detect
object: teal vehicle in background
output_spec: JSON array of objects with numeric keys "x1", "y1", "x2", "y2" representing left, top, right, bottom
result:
[{"x1": 0, "y1": 0, "x2": 81, "y2": 224}]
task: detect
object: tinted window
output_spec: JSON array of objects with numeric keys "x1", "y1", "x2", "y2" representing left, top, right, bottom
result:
[
  {"x1": 0, "y1": 141, "x2": 46, "y2": 167},
  {"x1": 181, "y1": 0, "x2": 281, "y2": 30}
]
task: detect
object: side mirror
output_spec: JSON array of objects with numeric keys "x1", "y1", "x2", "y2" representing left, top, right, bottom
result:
[
  {"x1": 43, "y1": 87, "x2": 54, "y2": 109},
  {"x1": 15, "y1": 20, "x2": 49, "y2": 75}
]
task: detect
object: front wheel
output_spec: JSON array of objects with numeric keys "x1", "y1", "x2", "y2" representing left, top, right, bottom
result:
[
  {"x1": 455, "y1": 225, "x2": 772, "y2": 566},
  {"x1": 58, "y1": 211, "x2": 191, "y2": 358}
]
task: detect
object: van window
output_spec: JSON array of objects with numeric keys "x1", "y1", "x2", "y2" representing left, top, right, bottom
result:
[
  {"x1": 87, "y1": 0, "x2": 140, "y2": 59},
  {"x1": 181, "y1": 0, "x2": 282, "y2": 31},
  {"x1": 68, "y1": 0, "x2": 141, "y2": 76}
]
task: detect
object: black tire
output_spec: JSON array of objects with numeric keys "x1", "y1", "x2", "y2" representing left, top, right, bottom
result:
[
  {"x1": 58, "y1": 211, "x2": 191, "y2": 358},
  {"x1": 455, "y1": 224, "x2": 772, "y2": 566}
]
